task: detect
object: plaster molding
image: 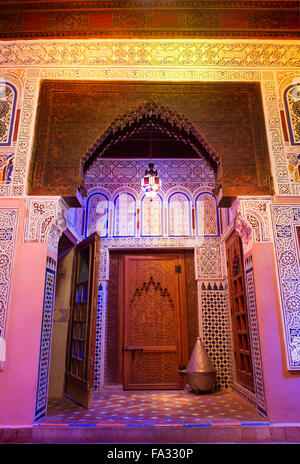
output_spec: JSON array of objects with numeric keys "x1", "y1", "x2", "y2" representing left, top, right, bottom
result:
[
  {"x1": 24, "y1": 197, "x2": 68, "y2": 244},
  {"x1": 0, "y1": 39, "x2": 299, "y2": 69}
]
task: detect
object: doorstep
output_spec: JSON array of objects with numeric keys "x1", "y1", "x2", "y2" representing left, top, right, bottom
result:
[{"x1": 2, "y1": 422, "x2": 300, "y2": 444}]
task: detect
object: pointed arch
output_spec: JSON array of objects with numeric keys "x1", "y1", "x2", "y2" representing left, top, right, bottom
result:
[
  {"x1": 113, "y1": 192, "x2": 136, "y2": 237},
  {"x1": 141, "y1": 193, "x2": 163, "y2": 237},
  {"x1": 81, "y1": 101, "x2": 220, "y2": 182},
  {"x1": 168, "y1": 191, "x2": 191, "y2": 237},
  {"x1": 195, "y1": 191, "x2": 219, "y2": 237}
]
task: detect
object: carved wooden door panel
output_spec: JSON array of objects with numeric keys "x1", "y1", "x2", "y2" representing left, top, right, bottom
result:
[
  {"x1": 226, "y1": 232, "x2": 254, "y2": 393},
  {"x1": 123, "y1": 254, "x2": 188, "y2": 389},
  {"x1": 64, "y1": 232, "x2": 100, "y2": 408}
]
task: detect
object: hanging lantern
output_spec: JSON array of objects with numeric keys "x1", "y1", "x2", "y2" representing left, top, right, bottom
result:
[
  {"x1": 141, "y1": 122, "x2": 162, "y2": 200},
  {"x1": 141, "y1": 162, "x2": 162, "y2": 200}
]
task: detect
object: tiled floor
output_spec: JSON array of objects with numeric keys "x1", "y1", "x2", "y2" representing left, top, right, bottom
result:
[{"x1": 36, "y1": 388, "x2": 266, "y2": 426}]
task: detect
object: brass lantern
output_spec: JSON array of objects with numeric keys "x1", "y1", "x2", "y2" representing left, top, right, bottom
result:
[
  {"x1": 141, "y1": 162, "x2": 162, "y2": 200},
  {"x1": 141, "y1": 123, "x2": 162, "y2": 200}
]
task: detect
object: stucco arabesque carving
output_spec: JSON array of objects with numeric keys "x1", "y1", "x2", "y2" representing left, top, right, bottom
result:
[
  {"x1": 47, "y1": 199, "x2": 70, "y2": 253},
  {"x1": 0, "y1": 40, "x2": 299, "y2": 69},
  {"x1": 24, "y1": 197, "x2": 69, "y2": 250},
  {"x1": 231, "y1": 198, "x2": 272, "y2": 250},
  {"x1": 234, "y1": 209, "x2": 253, "y2": 246}
]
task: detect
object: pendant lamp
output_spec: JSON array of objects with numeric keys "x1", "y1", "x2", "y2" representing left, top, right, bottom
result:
[{"x1": 141, "y1": 123, "x2": 162, "y2": 200}]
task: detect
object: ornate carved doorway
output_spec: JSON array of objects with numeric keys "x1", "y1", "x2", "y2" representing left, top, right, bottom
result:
[
  {"x1": 122, "y1": 253, "x2": 189, "y2": 389},
  {"x1": 105, "y1": 250, "x2": 196, "y2": 390}
]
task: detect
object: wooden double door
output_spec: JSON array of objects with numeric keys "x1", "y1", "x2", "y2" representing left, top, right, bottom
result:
[{"x1": 120, "y1": 252, "x2": 189, "y2": 390}]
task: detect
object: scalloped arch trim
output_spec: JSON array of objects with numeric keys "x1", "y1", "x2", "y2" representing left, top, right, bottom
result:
[{"x1": 81, "y1": 101, "x2": 220, "y2": 174}]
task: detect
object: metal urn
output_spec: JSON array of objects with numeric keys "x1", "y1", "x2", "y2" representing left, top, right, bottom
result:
[{"x1": 181, "y1": 337, "x2": 216, "y2": 394}]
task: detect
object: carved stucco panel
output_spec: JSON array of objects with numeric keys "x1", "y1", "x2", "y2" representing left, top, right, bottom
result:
[{"x1": 24, "y1": 197, "x2": 68, "y2": 246}]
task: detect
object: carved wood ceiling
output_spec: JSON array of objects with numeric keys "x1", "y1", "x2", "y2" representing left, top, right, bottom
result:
[{"x1": 0, "y1": 1, "x2": 299, "y2": 39}]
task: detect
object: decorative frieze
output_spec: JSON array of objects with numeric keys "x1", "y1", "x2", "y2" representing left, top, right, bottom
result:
[
  {"x1": 0, "y1": 42, "x2": 298, "y2": 198},
  {"x1": 39, "y1": 68, "x2": 262, "y2": 83},
  {"x1": 0, "y1": 40, "x2": 299, "y2": 68}
]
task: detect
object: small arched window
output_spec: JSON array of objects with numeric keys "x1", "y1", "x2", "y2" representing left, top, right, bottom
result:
[
  {"x1": 85, "y1": 193, "x2": 109, "y2": 238},
  {"x1": 168, "y1": 192, "x2": 191, "y2": 236},
  {"x1": 114, "y1": 193, "x2": 136, "y2": 237},
  {"x1": 141, "y1": 194, "x2": 163, "y2": 237},
  {"x1": 195, "y1": 192, "x2": 219, "y2": 237}
]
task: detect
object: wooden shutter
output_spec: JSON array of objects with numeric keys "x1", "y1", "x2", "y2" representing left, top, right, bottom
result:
[
  {"x1": 64, "y1": 232, "x2": 100, "y2": 408},
  {"x1": 226, "y1": 232, "x2": 254, "y2": 392}
]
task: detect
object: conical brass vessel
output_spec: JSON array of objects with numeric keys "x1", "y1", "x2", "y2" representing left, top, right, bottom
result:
[{"x1": 184, "y1": 337, "x2": 216, "y2": 393}]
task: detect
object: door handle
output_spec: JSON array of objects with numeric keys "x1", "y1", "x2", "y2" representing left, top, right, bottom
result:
[
  {"x1": 122, "y1": 348, "x2": 144, "y2": 351},
  {"x1": 123, "y1": 348, "x2": 143, "y2": 361}
]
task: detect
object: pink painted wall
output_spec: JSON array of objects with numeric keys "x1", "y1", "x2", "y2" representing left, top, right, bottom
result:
[
  {"x1": 252, "y1": 242, "x2": 300, "y2": 422},
  {"x1": 0, "y1": 199, "x2": 48, "y2": 426}
]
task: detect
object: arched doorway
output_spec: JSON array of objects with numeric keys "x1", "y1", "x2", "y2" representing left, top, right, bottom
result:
[{"x1": 43, "y1": 103, "x2": 262, "y2": 426}]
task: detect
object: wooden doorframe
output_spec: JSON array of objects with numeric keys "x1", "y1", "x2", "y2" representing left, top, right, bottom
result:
[
  {"x1": 225, "y1": 231, "x2": 255, "y2": 392},
  {"x1": 115, "y1": 249, "x2": 190, "y2": 388}
]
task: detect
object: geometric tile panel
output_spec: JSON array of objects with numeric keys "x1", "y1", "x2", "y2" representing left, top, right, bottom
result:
[
  {"x1": 200, "y1": 282, "x2": 231, "y2": 389},
  {"x1": 34, "y1": 258, "x2": 56, "y2": 421},
  {"x1": 93, "y1": 281, "x2": 108, "y2": 392},
  {"x1": 1, "y1": 40, "x2": 299, "y2": 69},
  {"x1": 244, "y1": 257, "x2": 267, "y2": 417},
  {"x1": 85, "y1": 159, "x2": 215, "y2": 189},
  {"x1": 195, "y1": 240, "x2": 223, "y2": 280}
]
